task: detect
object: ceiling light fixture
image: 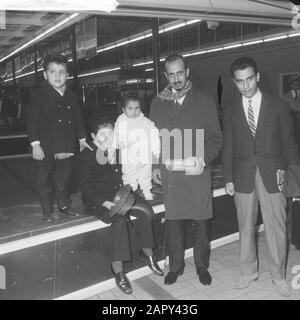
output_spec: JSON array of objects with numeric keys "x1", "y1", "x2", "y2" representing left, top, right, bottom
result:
[
  {"x1": 77, "y1": 67, "x2": 121, "y2": 78},
  {"x1": 264, "y1": 34, "x2": 288, "y2": 42},
  {"x1": 0, "y1": 13, "x2": 79, "y2": 63},
  {"x1": 97, "y1": 19, "x2": 200, "y2": 54}
]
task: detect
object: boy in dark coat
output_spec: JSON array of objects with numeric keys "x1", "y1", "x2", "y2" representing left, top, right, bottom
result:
[
  {"x1": 26, "y1": 54, "x2": 90, "y2": 222},
  {"x1": 77, "y1": 115, "x2": 163, "y2": 295}
]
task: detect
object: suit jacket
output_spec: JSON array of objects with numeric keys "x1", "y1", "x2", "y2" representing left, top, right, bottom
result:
[
  {"x1": 150, "y1": 87, "x2": 223, "y2": 220},
  {"x1": 26, "y1": 83, "x2": 87, "y2": 154},
  {"x1": 222, "y1": 92, "x2": 300, "y2": 193},
  {"x1": 77, "y1": 144, "x2": 123, "y2": 217}
]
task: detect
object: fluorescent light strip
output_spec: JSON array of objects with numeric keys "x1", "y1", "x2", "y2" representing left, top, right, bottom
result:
[
  {"x1": 4, "y1": 68, "x2": 43, "y2": 82},
  {"x1": 189, "y1": 50, "x2": 206, "y2": 56},
  {"x1": 145, "y1": 68, "x2": 153, "y2": 72},
  {"x1": 97, "y1": 20, "x2": 200, "y2": 54},
  {"x1": 0, "y1": 13, "x2": 79, "y2": 63},
  {"x1": 288, "y1": 32, "x2": 300, "y2": 38},
  {"x1": 97, "y1": 33, "x2": 152, "y2": 53},
  {"x1": 206, "y1": 47, "x2": 224, "y2": 53},
  {"x1": 133, "y1": 60, "x2": 153, "y2": 67},
  {"x1": 264, "y1": 35, "x2": 288, "y2": 42},
  {"x1": 186, "y1": 19, "x2": 201, "y2": 25},
  {"x1": 159, "y1": 22, "x2": 186, "y2": 33},
  {"x1": 77, "y1": 67, "x2": 121, "y2": 78},
  {"x1": 242, "y1": 39, "x2": 264, "y2": 46},
  {"x1": 223, "y1": 43, "x2": 242, "y2": 50},
  {"x1": 4, "y1": 28, "x2": 296, "y2": 82}
]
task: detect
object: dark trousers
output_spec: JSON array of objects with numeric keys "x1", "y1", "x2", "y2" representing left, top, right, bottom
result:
[
  {"x1": 35, "y1": 155, "x2": 72, "y2": 215},
  {"x1": 98, "y1": 194, "x2": 156, "y2": 262},
  {"x1": 166, "y1": 219, "x2": 210, "y2": 274}
]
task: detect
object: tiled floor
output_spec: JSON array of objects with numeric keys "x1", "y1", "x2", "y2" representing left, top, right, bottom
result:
[{"x1": 86, "y1": 233, "x2": 300, "y2": 300}]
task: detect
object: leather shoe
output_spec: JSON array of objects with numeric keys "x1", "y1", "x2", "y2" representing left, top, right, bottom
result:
[
  {"x1": 43, "y1": 213, "x2": 54, "y2": 223},
  {"x1": 59, "y1": 207, "x2": 80, "y2": 217},
  {"x1": 164, "y1": 268, "x2": 184, "y2": 285},
  {"x1": 198, "y1": 269, "x2": 212, "y2": 286},
  {"x1": 138, "y1": 250, "x2": 164, "y2": 276},
  {"x1": 111, "y1": 266, "x2": 132, "y2": 295}
]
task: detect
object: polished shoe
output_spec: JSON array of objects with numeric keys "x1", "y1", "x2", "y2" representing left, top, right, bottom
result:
[
  {"x1": 111, "y1": 266, "x2": 132, "y2": 295},
  {"x1": 234, "y1": 272, "x2": 259, "y2": 289},
  {"x1": 164, "y1": 268, "x2": 184, "y2": 285},
  {"x1": 138, "y1": 250, "x2": 164, "y2": 276},
  {"x1": 59, "y1": 207, "x2": 80, "y2": 217},
  {"x1": 272, "y1": 279, "x2": 290, "y2": 297},
  {"x1": 43, "y1": 213, "x2": 54, "y2": 223},
  {"x1": 198, "y1": 269, "x2": 212, "y2": 286}
]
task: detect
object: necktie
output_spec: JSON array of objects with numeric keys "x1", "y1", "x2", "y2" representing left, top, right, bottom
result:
[
  {"x1": 174, "y1": 99, "x2": 181, "y2": 112},
  {"x1": 248, "y1": 99, "x2": 256, "y2": 138}
]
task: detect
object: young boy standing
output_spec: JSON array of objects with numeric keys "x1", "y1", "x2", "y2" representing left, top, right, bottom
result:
[
  {"x1": 27, "y1": 54, "x2": 90, "y2": 222},
  {"x1": 114, "y1": 92, "x2": 160, "y2": 200}
]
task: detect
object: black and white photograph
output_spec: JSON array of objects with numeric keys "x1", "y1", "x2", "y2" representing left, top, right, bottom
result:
[{"x1": 0, "y1": 0, "x2": 300, "y2": 305}]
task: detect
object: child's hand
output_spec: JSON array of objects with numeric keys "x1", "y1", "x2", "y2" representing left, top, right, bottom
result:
[
  {"x1": 32, "y1": 144, "x2": 45, "y2": 160},
  {"x1": 79, "y1": 139, "x2": 93, "y2": 152},
  {"x1": 102, "y1": 201, "x2": 116, "y2": 210}
]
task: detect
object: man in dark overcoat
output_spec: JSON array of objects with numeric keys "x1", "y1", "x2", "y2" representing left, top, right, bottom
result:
[{"x1": 150, "y1": 54, "x2": 222, "y2": 285}]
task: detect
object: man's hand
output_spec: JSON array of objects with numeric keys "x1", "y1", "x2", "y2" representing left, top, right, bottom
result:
[
  {"x1": 79, "y1": 139, "x2": 93, "y2": 152},
  {"x1": 185, "y1": 157, "x2": 205, "y2": 175},
  {"x1": 32, "y1": 144, "x2": 45, "y2": 160},
  {"x1": 102, "y1": 201, "x2": 116, "y2": 210},
  {"x1": 152, "y1": 168, "x2": 162, "y2": 185},
  {"x1": 225, "y1": 182, "x2": 235, "y2": 196}
]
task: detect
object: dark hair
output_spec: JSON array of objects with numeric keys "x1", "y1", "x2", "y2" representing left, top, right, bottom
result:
[
  {"x1": 88, "y1": 113, "x2": 114, "y2": 134},
  {"x1": 43, "y1": 54, "x2": 68, "y2": 71},
  {"x1": 230, "y1": 56, "x2": 258, "y2": 77},
  {"x1": 163, "y1": 54, "x2": 187, "y2": 70},
  {"x1": 122, "y1": 91, "x2": 142, "y2": 109}
]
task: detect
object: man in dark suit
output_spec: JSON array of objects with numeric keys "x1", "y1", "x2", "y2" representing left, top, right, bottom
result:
[{"x1": 222, "y1": 56, "x2": 300, "y2": 297}]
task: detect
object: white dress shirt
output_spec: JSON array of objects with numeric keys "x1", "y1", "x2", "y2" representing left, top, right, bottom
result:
[{"x1": 242, "y1": 89, "x2": 262, "y2": 127}]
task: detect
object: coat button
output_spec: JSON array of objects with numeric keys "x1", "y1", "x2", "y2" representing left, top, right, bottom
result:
[
  {"x1": 58, "y1": 120, "x2": 62, "y2": 123},
  {"x1": 67, "y1": 106, "x2": 71, "y2": 109}
]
